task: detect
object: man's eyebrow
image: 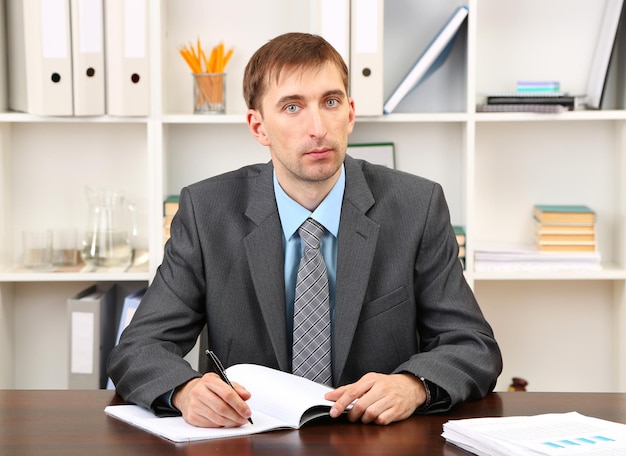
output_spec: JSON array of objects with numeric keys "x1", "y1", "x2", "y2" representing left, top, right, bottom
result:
[
  {"x1": 276, "y1": 94, "x2": 305, "y2": 106},
  {"x1": 324, "y1": 89, "x2": 347, "y2": 99},
  {"x1": 276, "y1": 90, "x2": 347, "y2": 107}
]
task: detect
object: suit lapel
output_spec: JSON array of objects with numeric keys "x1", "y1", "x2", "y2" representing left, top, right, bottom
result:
[
  {"x1": 241, "y1": 158, "x2": 380, "y2": 380},
  {"x1": 243, "y1": 163, "x2": 290, "y2": 371},
  {"x1": 333, "y1": 157, "x2": 379, "y2": 383}
]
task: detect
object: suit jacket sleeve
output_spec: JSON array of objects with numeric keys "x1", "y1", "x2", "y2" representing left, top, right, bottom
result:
[
  {"x1": 107, "y1": 185, "x2": 208, "y2": 411},
  {"x1": 393, "y1": 180, "x2": 501, "y2": 412},
  {"x1": 107, "y1": 163, "x2": 286, "y2": 412},
  {"x1": 333, "y1": 158, "x2": 501, "y2": 413}
]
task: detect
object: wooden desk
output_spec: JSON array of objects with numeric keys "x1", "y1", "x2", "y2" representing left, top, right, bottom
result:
[{"x1": 1, "y1": 391, "x2": 625, "y2": 455}]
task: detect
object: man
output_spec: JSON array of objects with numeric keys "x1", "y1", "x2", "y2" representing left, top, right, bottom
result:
[{"x1": 108, "y1": 32, "x2": 502, "y2": 428}]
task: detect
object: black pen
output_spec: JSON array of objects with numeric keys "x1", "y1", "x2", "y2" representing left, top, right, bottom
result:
[{"x1": 205, "y1": 350, "x2": 253, "y2": 424}]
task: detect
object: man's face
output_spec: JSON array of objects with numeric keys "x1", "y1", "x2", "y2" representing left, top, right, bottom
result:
[{"x1": 247, "y1": 62, "x2": 355, "y2": 198}]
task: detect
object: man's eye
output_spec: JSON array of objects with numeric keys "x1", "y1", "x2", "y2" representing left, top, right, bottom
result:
[
  {"x1": 326, "y1": 99, "x2": 338, "y2": 107},
  {"x1": 285, "y1": 104, "x2": 299, "y2": 113}
]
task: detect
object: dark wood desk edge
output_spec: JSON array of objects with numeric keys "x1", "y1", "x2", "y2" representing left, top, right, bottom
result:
[
  {"x1": 1, "y1": 391, "x2": 625, "y2": 455},
  {"x1": 103, "y1": 390, "x2": 626, "y2": 423},
  {"x1": 449, "y1": 391, "x2": 626, "y2": 424}
]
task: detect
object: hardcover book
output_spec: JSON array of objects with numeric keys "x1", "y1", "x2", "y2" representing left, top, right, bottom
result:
[
  {"x1": 533, "y1": 205, "x2": 596, "y2": 224},
  {"x1": 586, "y1": 0, "x2": 625, "y2": 109},
  {"x1": 383, "y1": 6, "x2": 468, "y2": 114}
]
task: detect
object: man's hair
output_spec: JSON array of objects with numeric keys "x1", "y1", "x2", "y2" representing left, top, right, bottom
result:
[{"x1": 243, "y1": 32, "x2": 349, "y2": 112}]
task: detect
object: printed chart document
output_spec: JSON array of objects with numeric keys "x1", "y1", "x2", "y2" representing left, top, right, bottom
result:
[
  {"x1": 105, "y1": 364, "x2": 338, "y2": 442},
  {"x1": 442, "y1": 412, "x2": 626, "y2": 455}
]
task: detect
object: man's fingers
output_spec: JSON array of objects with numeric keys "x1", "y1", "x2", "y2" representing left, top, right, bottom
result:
[
  {"x1": 326, "y1": 378, "x2": 373, "y2": 418},
  {"x1": 325, "y1": 373, "x2": 422, "y2": 425},
  {"x1": 176, "y1": 374, "x2": 252, "y2": 427}
]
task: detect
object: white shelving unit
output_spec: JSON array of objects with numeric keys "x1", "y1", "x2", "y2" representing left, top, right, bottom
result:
[{"x1": 0, "y1": 0, "x2": 624, "y2": 393}]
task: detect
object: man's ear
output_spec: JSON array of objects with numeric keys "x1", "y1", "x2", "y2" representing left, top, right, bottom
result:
[{"x1": 246, "y1": 109, "x2": 270, "y2": 146}]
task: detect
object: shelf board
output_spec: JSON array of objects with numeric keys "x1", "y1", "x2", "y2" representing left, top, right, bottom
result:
[
  {"x1": 0, "y1": 263, "x2": 151, "y2": 283},
  {"x1": 5, "y1": 109, "x2": 623, "y2": 125},
  {"x1": 474, "y1": 109, "x2": 626, "y2": 123},
  {"x1": 0, "y1": 272, "x2": 151, "y2": 283},
  {"x1": 0, "y1": 112, "x2": 149, "y2": 124},
  {"x1": 160, "y1": 112, "x2": 469, "y2": 125},
  {"x1": 160, "y1": 110, "x2": 626, "y2": 125},
  {"x1": 161, "y1": 114, "x2": 246, "y2": 124},
  {"x1": 358, "y1": 112, "x2": 468, "y2": 123},
  {"x1": 473, "y1": 263, "x2": 626, "y2": 281}
]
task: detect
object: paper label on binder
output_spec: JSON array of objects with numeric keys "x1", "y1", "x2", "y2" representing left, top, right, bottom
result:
[
  {"x1": 78, "y1": 0, "x2": 103, "y2": 53},
  {"x1": 124, "y1": 0, "x2": 146, "y2": 58},
  {"x1": 40, "y1": 0, "x2": 68, "y2": 58},
  {"x1": 70, "y1": 312, "x2": 94, "y2": 374},
  {"x1": 354, "y1": 0, "x2": 379, "y2": 53},
  {"x1": 319, "y1": 0, "x2": 349, "y2": 60}
]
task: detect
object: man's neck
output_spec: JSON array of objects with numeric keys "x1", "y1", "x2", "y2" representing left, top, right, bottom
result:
[{"x1": 276, "y1": 172, "x2": 341, "y2": 212}]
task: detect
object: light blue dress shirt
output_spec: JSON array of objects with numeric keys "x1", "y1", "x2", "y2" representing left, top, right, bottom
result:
[{"x1": 273, "y1": 165, "x2": 345, "y2": 344}]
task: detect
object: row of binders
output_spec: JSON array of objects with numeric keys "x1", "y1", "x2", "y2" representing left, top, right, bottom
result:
[
  {"x1": 7, "y1": 0, "x2": 466, "y2": 117},
  {"x1": 67, "y1": 283, "x2": 146, "y2": 389},
  {"x1": 314, "y1": 1, "x2": 468, "y2": 116},
  {"x1": 6, "y1": 0, "x2": 150, "y2": 116}
]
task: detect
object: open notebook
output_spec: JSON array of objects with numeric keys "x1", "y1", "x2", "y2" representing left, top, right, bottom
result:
[{"x1": 105, "y1": 363, "x2": 339, "y2": 442}]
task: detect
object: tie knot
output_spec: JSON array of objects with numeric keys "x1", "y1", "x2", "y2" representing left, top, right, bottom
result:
[{"x1": 299, "y1": 218, "x2": 324, "y2": 250}]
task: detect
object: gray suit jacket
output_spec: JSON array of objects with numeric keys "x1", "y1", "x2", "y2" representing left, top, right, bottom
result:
[{"x1": 108, "y1": 156, "x2": 502, "y2": 413}]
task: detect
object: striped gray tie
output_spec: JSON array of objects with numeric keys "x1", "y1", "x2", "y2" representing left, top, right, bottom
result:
[{"x1": 292, "y1": 218, "x2": 332, "y2": 385}]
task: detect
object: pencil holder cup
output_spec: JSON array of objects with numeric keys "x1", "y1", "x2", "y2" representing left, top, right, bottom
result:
[{"x1": 193, "y1": 73, "x2": 226, "y2": 114}]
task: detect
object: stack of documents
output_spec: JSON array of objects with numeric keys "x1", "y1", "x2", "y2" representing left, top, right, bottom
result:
[
  {"x1": 442, "y1": 412, "x2": 626, "y2": 455},
  {"x1": 474, "y1": 242, "x2": 601, "y2": 272}
]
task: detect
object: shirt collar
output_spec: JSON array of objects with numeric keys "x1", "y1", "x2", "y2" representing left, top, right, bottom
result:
[{"x1": 274, "y1": 165, "x2": 345, "y2": 240}]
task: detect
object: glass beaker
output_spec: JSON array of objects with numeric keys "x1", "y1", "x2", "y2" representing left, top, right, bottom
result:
[{"x1": 80, "y1": 188, "x2": 136, "y2": 268}]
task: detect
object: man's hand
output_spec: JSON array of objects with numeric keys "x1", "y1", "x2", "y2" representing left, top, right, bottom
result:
[
  {"x1": 324, "y1": 372, "x2": 425, "y2": 425},
  {"x1": 172, "y1": 373, "x2": 252, "y2": 427}
]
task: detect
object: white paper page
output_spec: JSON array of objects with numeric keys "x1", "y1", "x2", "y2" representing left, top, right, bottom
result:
[
  {"x1": 226, "y1": 364, "x2": 335, "y2": 428},
  {"x1": 443, "y1": 412, "x2": 626, "y2": 456},
  {"x1": 104, "y1": 404, "x2": 288, "y2": 443}
]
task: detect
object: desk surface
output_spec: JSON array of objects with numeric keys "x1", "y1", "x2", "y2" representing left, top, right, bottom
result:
[{"x1": 1, "y1": 391, "x2": 625, "y2": 455}]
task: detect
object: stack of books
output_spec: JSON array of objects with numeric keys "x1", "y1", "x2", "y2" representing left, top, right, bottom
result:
[
  {"x1": 473, "y1": 205, "x2": 601, "y2": 272},
  {"x1": 163, "y1": 195, "x2": 179, "y2": 245},
  {"x1": 534, "y1": 205, "x2": 596, "y2": 253},
  {"x1": 453, "y1": 225, "x2": 466, "y2": 269}
]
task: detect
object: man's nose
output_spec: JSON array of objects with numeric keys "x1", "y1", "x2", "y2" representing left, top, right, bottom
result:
[{"x1": 307, "y1": 107, "x2": 328, "y2": 139}]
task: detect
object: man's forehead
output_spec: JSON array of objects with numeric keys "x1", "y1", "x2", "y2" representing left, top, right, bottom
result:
[
  {"x1": 269, "y1": 63, "x2": 320, "y2": 85},
  {"x1": 266, "y1": 62, "x2": 343, "y2": 92}
]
